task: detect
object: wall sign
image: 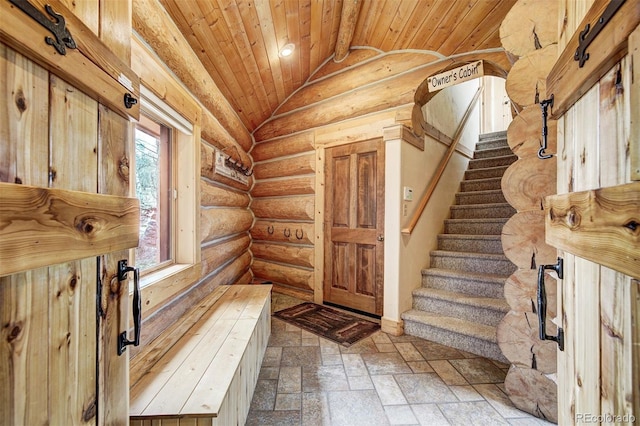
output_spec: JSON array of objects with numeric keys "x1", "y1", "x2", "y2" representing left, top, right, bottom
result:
[{"x1": 427, "y1": 61, "x2": 484, "y2": 92}]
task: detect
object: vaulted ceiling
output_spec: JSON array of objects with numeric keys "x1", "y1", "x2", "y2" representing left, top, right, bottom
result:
[{"x1": 158, "y1": 0, "x2": 517, "y2": 133}]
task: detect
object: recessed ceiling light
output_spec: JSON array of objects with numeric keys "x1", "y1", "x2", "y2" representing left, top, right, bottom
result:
[{"x1": 279, "y1": 43, "x2": 295, "y2": 58}]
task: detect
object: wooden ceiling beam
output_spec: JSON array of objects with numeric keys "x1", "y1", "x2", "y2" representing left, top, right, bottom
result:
[{"x1": 334, "y1": 0, "x2": 362, "y2": 63}]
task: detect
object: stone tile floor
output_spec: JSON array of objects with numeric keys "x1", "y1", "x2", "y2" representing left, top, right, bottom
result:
[{"x1": 246, "y1": 293, "x2": 555, "y2": 426}]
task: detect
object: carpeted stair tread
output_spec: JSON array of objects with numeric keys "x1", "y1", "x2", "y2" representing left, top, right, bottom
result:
[
  {"x1": 473, "y1": 146, "x2": 514, "y2": 159},
  {"x1": 465, "y1": 165, "x2": 511, "y2": 180},
  {"x1": 437, "y1": 234, "x2": 504, "y2": 254},
  {"x1": 455, "y1": 189, "x2": 507, "y2": 205},
  {"x1": 460, "y1": 176, "x2": 503, "y2": 192},
  {"x1": 401, "y1": 310, "x2": 507, "y2": 362},
  {"x1": 421, "y1": 268, "x2": 506, "y2": 299},
  {"x1": 444, "y1": 218, "x2": 509, "y2": 235},
  {"x1": 449, "y1": 203, "x2": 516, "y2": 219},
  {"x1": 467, "y1": 154, "x2": 517, "y2": 170},
  {"x1": 413, "y1": 287, "x2": 510, "y2": 312},
  {"x1": 438, "y1": 233, "x2": 502, "y2": 241},
  {"x1": 431, "y1": 250, "x2": 511, "y2": 262},
  {"x1": 422, "y1": 267, "x2": 510, "y2": 283},
  {"x1": 478, "y1": 130, "x2": 508, "y2": 142},
  {"x1": 430, "y1": 250, "x2": 516, "y2": 275},
  {"x1": 475, "y1": 139, "x2": 509, "y2": 151},
  {"x1": 402, "y1": 310, "x2": 497, "y2": 342}
]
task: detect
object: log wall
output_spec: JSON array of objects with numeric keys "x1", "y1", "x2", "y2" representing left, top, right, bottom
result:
[{"x1": 497, "y1": 1, "x2": 560, "y2": 421}]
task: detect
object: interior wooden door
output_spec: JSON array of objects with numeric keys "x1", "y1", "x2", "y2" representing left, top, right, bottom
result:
[{"x1": 324, "y1": 139, "x2": 384, "y2": 316}]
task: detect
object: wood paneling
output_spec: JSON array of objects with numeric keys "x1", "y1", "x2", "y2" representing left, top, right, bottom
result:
[
  {"x1": 251, "y1": 242, "x2": 314, "y2": 269},
  {"x1": 501, "y1": 211, "x2": 557, "y2": 270},
  {"x1": 252, "y1": 176, "x2": 315, "y2": 198},
  {"x1": 501, "y1": 157, "x2": 557, "y2": 211},
  {"x1": 253, "y1": 154, "x2": 316, "y2": 180},
  {"x1": 154, "y1": 0, "x2": 515, "y2": 132}
]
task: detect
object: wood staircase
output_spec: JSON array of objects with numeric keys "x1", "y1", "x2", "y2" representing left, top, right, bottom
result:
[{"x1": 401, "y1": 131, "x2": 516, "y2": 363}]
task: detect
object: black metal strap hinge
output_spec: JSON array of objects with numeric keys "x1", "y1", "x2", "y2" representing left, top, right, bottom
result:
[
  {"x1": 574, "y1": 0, "x2": 625, "y2": 68},
  {"x1": 9, "y1": 0, "x2": 77, "y2": 55}
]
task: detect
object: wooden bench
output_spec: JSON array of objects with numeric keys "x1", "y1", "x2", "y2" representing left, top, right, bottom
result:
[{"x1": 129, "y1": 284, "x2": 272, "y2": 426}]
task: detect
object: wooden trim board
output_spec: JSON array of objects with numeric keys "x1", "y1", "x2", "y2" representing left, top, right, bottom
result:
[
  {"x1": 0, "y1": 0, "x2": 140, "y2": 119},
  {"x1": 0, "y1": 182, "x2": 139, "y2": 276},
  {"x1": 545, "y1": 182, "x2": 640, "y2": 279},
  {"x1": 546, "y1": 0, "x2": 640, "y2": 120}
]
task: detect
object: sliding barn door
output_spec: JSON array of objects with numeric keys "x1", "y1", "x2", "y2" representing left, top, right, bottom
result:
[
  {"x1": 545, "y1": 4, "x2": 640, "y2": 423},
  {"x1": 324, "y1": 139, "x2": 384, "y2": 316}
]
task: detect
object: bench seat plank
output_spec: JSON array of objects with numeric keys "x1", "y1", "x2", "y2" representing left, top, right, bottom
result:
[
  {"x1": 130, "y1": 286, "x2": 231, "y2": 386},
  {"x1": 130, "y1": 285, "x2": 271, "y2": 423}
]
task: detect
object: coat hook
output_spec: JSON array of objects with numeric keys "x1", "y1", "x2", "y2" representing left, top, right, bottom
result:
[
  {"x1": 284, "y1": 228, "x2": 291, "y2": 238},
  {"x1": 221, "y1": 146, "x2": 253, "y2": 176},
  {"x1": 267, "y1": 225, "x2": 274, "y2": 235},
  {"x1": 295, "y1": 229, "x2": 304, "y2": 240},
  {"x1": 538, "y1": 95, "x2": 554, "y2": 160}
]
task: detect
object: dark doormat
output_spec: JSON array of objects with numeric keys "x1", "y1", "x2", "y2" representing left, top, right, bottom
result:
[{"x1": 273, "y1": 302, "x2": 380, "y2": 347}]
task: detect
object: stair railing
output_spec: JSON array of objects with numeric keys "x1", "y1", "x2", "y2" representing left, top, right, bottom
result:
[{"x1": 401, "y1": 86, "x2": 483, "y2": 235}]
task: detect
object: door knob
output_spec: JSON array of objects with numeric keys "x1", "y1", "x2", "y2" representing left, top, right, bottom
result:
[{"x1": 377, "y1": 235, "x2": 384, "y2": 242}]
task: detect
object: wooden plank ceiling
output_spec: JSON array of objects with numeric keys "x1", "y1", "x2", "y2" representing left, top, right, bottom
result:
[{"x1": 158, "y1": 0, "x2": 516, "y2": 133}]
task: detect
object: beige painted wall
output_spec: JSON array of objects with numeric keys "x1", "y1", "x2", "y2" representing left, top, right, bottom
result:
[{"x1": 384, "y1": 79, "x2": 482, "y2": 325}]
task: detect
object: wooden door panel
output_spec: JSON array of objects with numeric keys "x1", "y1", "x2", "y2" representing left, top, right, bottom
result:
[
  {"x1": 324, "y1": 139, "x2": 384, "y2": 316},
  {"x1": 331, "y1": 242, "x2": 351, "y2": 291},
  {"x1": 356, "y1": 152, "x2": 377, "y2": 229},
  {"x1": 355, "y1": 244, "x2": 376, "y2": 297},
  {"x1": 332, "y1": 156, "x2": 351, "y2": 227}
]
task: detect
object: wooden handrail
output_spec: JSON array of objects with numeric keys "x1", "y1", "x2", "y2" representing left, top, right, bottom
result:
[{"x1": 401, "y1": 86, "x2": 483, "y2": 235}]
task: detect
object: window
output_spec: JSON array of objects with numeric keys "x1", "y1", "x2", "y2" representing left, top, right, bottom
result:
[
  {"x1": 132, "y1": 86, "x2": 199, "y2": 291},
  {"x1": 135, "y1": 115, "x2": 173, "y2": 273}
]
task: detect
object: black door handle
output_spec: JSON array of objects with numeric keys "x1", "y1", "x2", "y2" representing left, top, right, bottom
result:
[
  {"x1": 117, "y1": 259, "x2": 141, "y2": 356},
  {"x1": 537, "y1": 257, "x2": 564, "y2": 351}
]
